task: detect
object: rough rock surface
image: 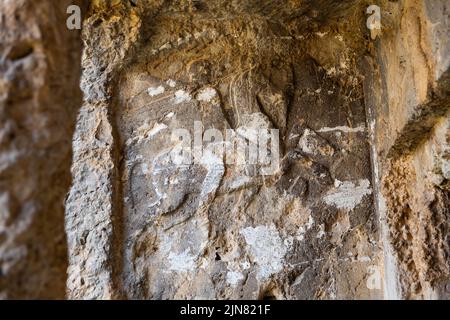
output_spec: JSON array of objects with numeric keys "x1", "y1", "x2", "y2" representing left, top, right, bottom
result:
[
  {"x1": 67, "y1": 0, "x2": 380, "y2": 300},
  {"x1": 367, "y1": 0, "x2": 450, "y2": 299},
  {"x1": 0, "y1": 0, "x2": 85, "y2": 298},
  {"x1": 0, "y1": 0, "x2": 448, "y2": 300},
  {"x1": 66, "y1": 0, "x2": 450, "y2": 300}
]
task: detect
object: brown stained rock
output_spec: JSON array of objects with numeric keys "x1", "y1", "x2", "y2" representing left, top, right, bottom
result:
[
  {"x1": 0, "y1": 0, "x2": 448, "y2": 300},
  {"x1": 382, "y1": 119, "x2": 450, "y2": 299},
  {"x1": 372, "y1": 0, "x2": 450, "y2": 299},
  {"x1": 0, "y1": 0, "x2": 85, "y2": 298}
]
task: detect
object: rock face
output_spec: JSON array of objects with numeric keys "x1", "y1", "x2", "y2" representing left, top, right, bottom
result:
[
  {"x1": 0, "y1": 0, "x2": 85, "y2": 298},
  {"x1": 64, "y1": 0, "x2": 383, "y2": 300},
  {"x1": 0, "y1": 0, "x2": 449, "y2": 300},
  {"x1": 364, "y1": 0, "x2": 450, "y2": 299}
]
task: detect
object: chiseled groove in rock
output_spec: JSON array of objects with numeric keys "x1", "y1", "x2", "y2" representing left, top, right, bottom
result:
[
  {"x1": 361, "y1": 56, "x2": 402, "y2": 300},
  {"x1": 109, "y1": 93, "x2": 127, "y2": 300}
]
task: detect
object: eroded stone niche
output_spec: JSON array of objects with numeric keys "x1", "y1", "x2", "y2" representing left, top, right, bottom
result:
[
  {"x1": 116, "y1": 18, "x2": 378, "y2": 300},
  {"x1": 66, "y1": 0, "x2": 382, "y2": 300},
  {"x1": 65, "y1": 0, "x2": 449, "y2": 300},
  {"x1": 1, "y1": 0, "x2": 449, "y2": 301}
]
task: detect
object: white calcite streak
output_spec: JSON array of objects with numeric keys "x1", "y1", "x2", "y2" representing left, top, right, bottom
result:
[
  {"x1": 240, "y1": 224, "x2": 288, "y2": 280},
  {"x1": 147, "y1": 85, "x2": 165, "y2": 96},
  {"x1": 174, "y1": 90, "x2": 192, "y2": 104},
  {"x1": 196, "y1": 87, "x2": 217, "y2": 102},
  {"x1": 323, "y1": 179, "x2": 372, "y2": 210},
  {"x1": 166, "y1": 79, "x2": 176, "y2": 87},
  {"x1": 167, "y1": 249, "x2": 197, "y2": 273},
  {"x1": 317, "y1": 125, "x2": 366, "y2": 133}
]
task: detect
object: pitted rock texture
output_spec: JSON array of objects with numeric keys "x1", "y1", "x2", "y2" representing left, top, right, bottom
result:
[
  {"x1": 0, "y1": 0, "x2": 85, "y2": 298},
  {"x1": 66, "y1": 0, "x2": 383, "y2": 300},
  {"x1": 368, "y1": 0, "x2": 450, "y2": 299},
  {"x1": 2, "y1": 0, "x2": 448, "y2": 300},
  {"x1": 66, "y1": 0, "x2": 450, "y2": 300}
]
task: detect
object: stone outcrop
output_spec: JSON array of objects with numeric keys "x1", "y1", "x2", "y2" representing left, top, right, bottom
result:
[
  {"x1": 0, "y1": 0, "x2": 85, "y2": 298},
  {"x1": 363, "y1": 0, "x2": 450, "y2": 299},
  {"x1": 0, "y1": 0, "x2": 448, "y2": 300},
  {"x1": 67, "y1": 0, "x2": 382, "y2": 300}
]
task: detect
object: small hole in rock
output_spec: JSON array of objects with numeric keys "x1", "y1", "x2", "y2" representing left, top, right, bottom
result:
[
  {"x1": 7, "y1": 42, "x2": 34, "y2": 61},
  {"x1": 92, "y1": 18, "x2": 103, "y2": 27},
  {"x1": 260, "y1": 288, "x2": 278, "y2": 300},
  {"x1": 262, "y1": 292, "x2": 277, "y2": 300}
]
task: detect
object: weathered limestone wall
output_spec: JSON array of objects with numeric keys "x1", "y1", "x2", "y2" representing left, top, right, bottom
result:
[
  {"x1": 0, "y1": 0, "x2": 85, "y2": 298},
  {"x1": 0, "y1": 0, "x2": 448, "y2": 300},
  {"x1": 65, "y1": 1, "x2": 143, "y2": 299},
  {"x1": 365, "y1": 0, "x2": 450, "y2": 299},
  {"x1": 66, "y1": 0, "x2": 384, "y2": 300}
]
